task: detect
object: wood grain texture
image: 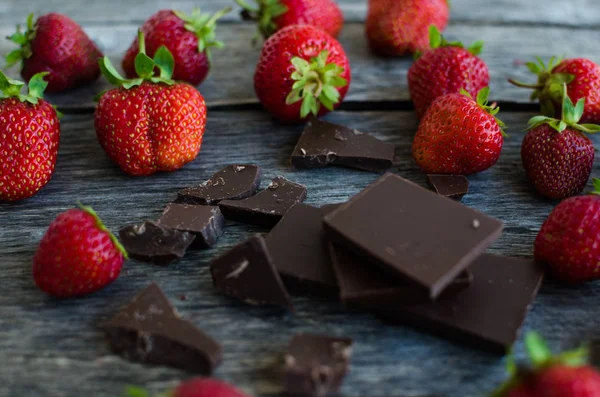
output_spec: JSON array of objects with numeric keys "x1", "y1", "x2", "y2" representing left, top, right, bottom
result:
[
  {"x1": 2, "y1": 110, "x2": 600, "y2": 397},
  {"x1": 1, "y1": 0, "x2": 599, "y2": 27},
  {"x1": 2, "y1": 23, "x2": 599, "y2": 110}
]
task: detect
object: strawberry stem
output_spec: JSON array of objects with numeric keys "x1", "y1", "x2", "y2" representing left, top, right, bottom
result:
[
  {"x1": 507, "y1": 79, "x2": 543, "y2": 89},
  {"x1": 77, "y1": 202, "x2": 129, "y2": 259},
  {"x1": 235, "y1": 0, "x2": 288, "y2": 38},
  {"x1": 173, "y1": 7, "x2": 231, "y2": 62}
]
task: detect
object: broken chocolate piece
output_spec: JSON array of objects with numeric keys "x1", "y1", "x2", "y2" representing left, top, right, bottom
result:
[
  {"x1": 377, "y1": 255, "x2": 545, "y2": 353},
  {"x1": 324, "y1": 173, "x2": 503, "y2": 299},
  {"x1": 219, "y1": 176, "x2": 307, "y2": 227},
  {"x1": 158, "y1": 203, "x2": 225, "y2": 248},
  {"x1": 426, "y1": 174, "x2": 469, "y2": 200},
  {"x1": 266, "y1": 204, "x2": 338, "y2": 298},
  {"x1": 210, "y1": 235, "x2": 294, "y2": 312},
  {"x1": 119, "y1": 221, "x2": 196, "y2": 266},
  {"x1": 102, "y1": 283, "x2": 222, "y2": 374},
  {"x1": 177, "y1": 164, "x2": 262, "y2": 205},
  {"x1": 291, "y1": 119, "x2": 395, "y2": 173},
  {"x1": 284, "y1": 333, "x2": 353, "y2": 397}
]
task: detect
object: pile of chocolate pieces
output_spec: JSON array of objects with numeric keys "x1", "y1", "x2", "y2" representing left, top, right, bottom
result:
[{"x1": 103, "y1": 120, "x2": 545, "y2": 397}]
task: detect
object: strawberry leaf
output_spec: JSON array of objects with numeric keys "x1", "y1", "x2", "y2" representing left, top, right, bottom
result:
[
  {"x1": 429, "y1": 25, "x2": 442, "y2": 49},
  {"x1": 125, "y1": 386, "x2": 150, "y2": 397},
  {"x1": 526, "y1": 61, "x2": 542, "y2": 75},
  {"x1": 98, "y1": 56, "x2": 129, "y2": 86},
  {"x1": 593, "y1": 178, "x2": 600, "y2": 194},
  {"x1": 236, "y1": 0, "x2": 289, "y2": 38},
  {"x1": 5, "y1": 49, "x2": 23, "y2": 68},
  {"x1": 134, "y1": 53, "x2": 155, "y2": 79},
  {"x1": 78, "y1": 202, "x2": 129, "y2": 259},
  {"x1": 153, "y1": 46, "x2": 174, "y2": 80},
  {"x1": 525, "y1": 332, "x2": 553, "y2": 368},
  {"x1": 476, "y1": 86, "x2": 490, "y2": 106},
  {"x1": 27, "y1": 71, "x2": 49, "y2": 99},
  {"x1": 467, "y1": 40, "x2": 484, "y2": 56}
]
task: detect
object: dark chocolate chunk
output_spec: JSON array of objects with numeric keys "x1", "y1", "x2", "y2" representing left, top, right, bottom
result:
[
  {"x1": 177, "y1": 164, "x2": 262, "y2": 205},
  {"x1": 426, "y1": 174, "x2": 469, "y2": 201},
  {"x1": 323, "y1": 173, "x2": 503, "y2": 299},
  {"x1": 330, "y1": 242, "x2": 472, "y2": 307},
  {"x1": 102, "y1": 283, "x2": 222, "y2": 374},
  {"x1": 210, "y1": 235, "x2": 295, "y2": 312},
  {"x1": 219, "y1": 176, "x2": 307, "y2": 227},
  {"x1": 119, "y1": 221, "x2": 196, "y2": 266},
  {"x1": 158, "y1": 203, "x2": 225, "y2": 248},
  {"x1": 284, "y1": 333, "x2": 353, "y2": 397},
  {"x1": 291, "y1": 119, "x2": 395, "y2": 173},
  {"x1": 265, "y1": 204, "x2": 338, "y2": 298},
  {"x1": 376, "y1": 255, "x2": 545, "y2": 353}
]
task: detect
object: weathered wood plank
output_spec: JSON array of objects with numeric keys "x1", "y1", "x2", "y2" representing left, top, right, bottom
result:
[
  {"x1": 1, "y1": 0, "x2": 599, "y2": 27},
  {"x1": 2, "y1": 110, "x2": 600, "y2": 397},
  {"x1": 2, "y1": 23, "x2": 599, "y2": 109}
]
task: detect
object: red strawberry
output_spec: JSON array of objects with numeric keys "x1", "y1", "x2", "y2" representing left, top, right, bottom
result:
[
  {"x1": 412, "y1": 87, "x2": 505, "y2": 175},
  {"x1": 494, "y1": 332, "x2": 600, "y2": 397},
  {"x1": 126, "y1": 378, "x2": 251, "y2": 397},
  {"x1": 408, "y1": 26, "x2": 489, "y2": 118},
  {"x1": 33, "y1": 204, "x2": 127, "y2": 298},
  {"x1": 510, "y1": 57, "x2": 600, "y2": 123},
  {"x1": 236, "y1": 0, "x2": 344, "y2": 38},
  {"x1": 254, "y1": 24, "x2": 350, "y2": 123},
  {"x1": 535, "y1": 182, "x2": 600, "y2": 283},
  {"x1": 5, "y1": 13, "x2": 103, "y2": 93},
  {"x1": 521, "y1": 85, "x2": 599, "y2": 199},
  {"x1": 366, "y1": 0, "x2": 449, "y2": 56},
  {"x1": 95, "y1": 32, "x2": 207, "y2": 176},
  {"x1": 122, "y1": 8, "x2": 230, "y2": 86},
  {"x1": 0, "y1": 70, "x2": 60, "y2": 202}
]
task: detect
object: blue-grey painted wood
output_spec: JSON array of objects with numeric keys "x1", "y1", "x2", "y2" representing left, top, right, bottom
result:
[{"x1": 2, "y1": 110, "x2": 600, "y2": 397}]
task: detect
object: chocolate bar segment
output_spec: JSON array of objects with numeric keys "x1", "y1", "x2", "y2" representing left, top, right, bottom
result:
[
  {"x1": 426, "y1": 174, "x2": 469, "y2": 201},
  {"x1": 177, "y1": 164, "x2": 262, "y2": 205},
  {"x1": 377, "y1": 255, "x2": 545, "y2": 353},
  {"x1": 158, "y1": 203, "x2": 225, "y2": 248},
  {"x1": 291, "y1": 119, "x2": 395, "y2": 173},
  {"x1": 284, "y1": 333, "x2": 353, "y2": 397},
  {"x1": 102, "y1": 283, "x2": 222, "y2": 374},
  {"x1": 119, "y1": 221, "x2": 195, "y2": 266},
  {"x1": 323, "y1": 173, "x2": 503, "y2": 299},
  {"x1": 219, "y1": 176, "x2": 307, "y2": 227},
  {"x1": 266, "y1": 204, "x2": 338, "y2": 298},
  {"x1": 210, "y1": 235, "x2": 295, "y2": 312}
]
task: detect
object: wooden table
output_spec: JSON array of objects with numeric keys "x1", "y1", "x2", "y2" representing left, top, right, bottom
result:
[{"x1": 1, "y1": 1, "x2": 600, "y2": 396}]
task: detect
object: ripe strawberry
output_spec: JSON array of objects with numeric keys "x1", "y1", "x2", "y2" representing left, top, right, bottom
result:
[
  {"x1": 521, "y1": 85, "x2": 599, "y2": 199},
  {"x1": 0, "y1": 70, "x2": 60, "y2": 202},
  {"x1": 408, "y1": 26, "x2": 489, "y2": 118},
  {"x1": 126, "y1": 378, "x2": 251, "y2": 397},
  {"x1": 412, "y1": 87, "x2": 506, "y2": 175},
  {"x1": 535, "y1": 182, "x2": 600, "y2": 283},
  {"x1": 494, "y1": 332, "x2": 600, "y2": 397},
  {"x1": 510, "y1": 57, "x2": 600, "y2": 123},
  {"x1": 254, "y1": 24, "x2": 350, "y2": 123},
  {"x1": 122, "y1": 8, "x2": 230, "y2": 86},
  {"x1": 5, "y1": 13, "x2": 103, "y2": 93},
  {"x1": 33, "y1": 204, "x2": 127, "y2": 298},
  {"x1": 366, "y1": 0, "x2": 449, "y2": 56},
  {"x1": 236, "y1": 0, "x2": 344, "y2": 38},
  {"x1": 95, "y1": 32, "x2": 207, "y2": 176}
]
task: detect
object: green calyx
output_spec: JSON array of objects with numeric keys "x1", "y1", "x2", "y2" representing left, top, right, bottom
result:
[
  {"x1": 0, "y1": 69, "x2": 48, "y2": 104},
  {"x1": 415, "y1": 25, "x2": 483, "y2": 59},
  {"x1": 99, "y1": 30, "x2": 175, "y2": 89},
  {"x1": 235, "y1": 0, "x2": 288, "y2": 38},
  {"x1": 509, "y1": 56, "x2": 575, "y2": 103},
  {"x1": 591, "y1": 178, "x2": 600, "y2": 196},
  {"x1": 461, "y1": 87, "x2": 507, "y2": 136},
  {"x1": 5, "y1": 13, "x2": 36, "y2": 69},
  {"x1": 526, "y1": 83, "x2": 600, "y2": 134},
  {"x1": 173, "y1": 7, "x2": 231, "y2": 63},
  {"x1": 78, "y1": 202, "x2": 128, "y2": 259},
  {"x1": 286, "y1": 50, "x2": 348, "y2": 119}
]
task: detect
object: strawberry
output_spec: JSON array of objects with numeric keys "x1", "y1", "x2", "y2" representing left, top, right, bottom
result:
[
  {"x1": 534, "y1": 180, "x2": 600, "y2": 283},
  {"x1": 122, "y1": 8, "x2": 230, "y2": 86},
  {"x1": 412, "y1": 87, "x2": 506, "y2": 175},
  {"x1": 0, "y1": 70, "x2": 60, "y2": 202},
  {"x1": 95, "y1": 32, "x2": 207, "y2": 176},
  {"x1": 494, "y1": 332, "x2": 600, "y2": 397},
  {"x1": 5, "y1": 13, "x2": 103, "y2": 93},
  {"x1": 254, "y1": 24, "x2": 350, "y2": 123},
  {"x1": 236, "y1": 0, "x2": 344, "y2": 38},
  {"x1": 408, "y1": 26, "x2": 489, "y2": 118},
  {"x1": 509, "y1": 57, "x2": 600, "y2": 123},
  {"x1": 126, "y1": 378, "x2": 251, "y2": 397},
  {"x1": 32, "y1": 204, "x2": 127, "y2": 298},
  {"x1": 366, "y1": 0, "x2": 449, "y2": 56},
  {"x1": 521, "y1": 85, "x2": 599, "y2": 199}
]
